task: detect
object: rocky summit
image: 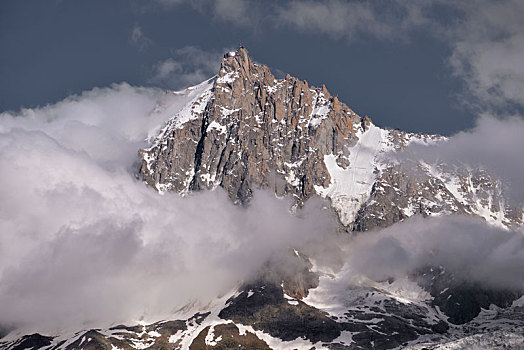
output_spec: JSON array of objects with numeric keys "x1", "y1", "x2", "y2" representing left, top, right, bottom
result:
[{"x1": 2, "y1": 48, "x2": 523, "y2": 350}]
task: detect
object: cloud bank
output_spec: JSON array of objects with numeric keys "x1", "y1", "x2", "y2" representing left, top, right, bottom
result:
[
  {"x1": 0, "y1": 85, "x2": 333, "y2": 333},
  {"x1": 400, "y1": 114, "x2": 524, "y2": 204},
  {"x1": 0, "y1": 81, "x2": 522, "y2": 335},
  {"x1": 343, "y1": 215, "x2": 524, "y2": 290}
]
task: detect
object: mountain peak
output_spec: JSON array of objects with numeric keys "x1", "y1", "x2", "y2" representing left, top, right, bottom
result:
[
  {"x1": 219, "y1": 46, "x2": 254, "y2": 77},
  {"x1": 139, "y1": 50, "x2": 522, "y2": 230}
]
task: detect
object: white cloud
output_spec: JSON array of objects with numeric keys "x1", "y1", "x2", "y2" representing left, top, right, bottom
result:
[
  {"x1": 447, "y1": 0, "x2": 524, "y2": 109},
  {"x1": 0, "y1": 82, "x2": 522, "y2": 335},
  {"x1": 341, "y1": 215, "x2": 524, "y2": 290},
  {"x1": 400, "y1": 114, "x2": 524, "y2": 204},
  {"x1": 0, "y1": 87, "x2": 333, "y2": 333}
]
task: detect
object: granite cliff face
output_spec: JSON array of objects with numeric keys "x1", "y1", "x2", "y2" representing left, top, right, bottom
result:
[{"x1": 139, "y1": 47, "x2": 522, "y2": 231}]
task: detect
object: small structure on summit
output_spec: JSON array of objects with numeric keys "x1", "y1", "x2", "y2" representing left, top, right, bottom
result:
[{"x1": 224, "y1": 43, "x2": 245, "y2": 58}]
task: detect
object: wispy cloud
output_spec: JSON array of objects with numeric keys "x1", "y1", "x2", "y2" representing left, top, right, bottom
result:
[
  {"x1": 150, "y1": 46, "x2": 227, "y2": 89},
  {"x1": 147, "y1": 0, "x2": 261, "y2": 26},
  {"x1": 400, "y1": 114, "x2": 524, "y2": 204},
  {"x1": 213, "y1": 0, "x2": 252, "y2": 25},
  {"x1": 276, "y1": 0, "x2": 427, "y2": 41},
  {"x1": 130, "y1": 24, "x2": 153, "y2": 51}
]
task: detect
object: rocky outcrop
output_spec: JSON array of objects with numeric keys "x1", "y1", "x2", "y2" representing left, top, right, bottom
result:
[{"x1": 4, "y1": 334, "x2": 54, "y2": 350}]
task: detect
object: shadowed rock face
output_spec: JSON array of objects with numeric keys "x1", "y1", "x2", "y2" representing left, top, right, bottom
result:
[
  {"x1": 217, "y1": 281, "x2": 454, "y2": 349},
  {"x1": 219, "y1": 282, "x2": 343, "y2": 343},
  {"x1": 414, "y1": 266, "x2": 523, "y2": 325},
  {"x1": 8, "y1": 334, "x2": 54, "y2": 350},
  {"x1": 1, "y1": 279, "x2": 522, "y2": 350}
]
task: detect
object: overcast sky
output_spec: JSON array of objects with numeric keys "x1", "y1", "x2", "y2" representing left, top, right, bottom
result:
[{"x1": 1, "y1": 0, "x2": 523, "y2": 135}]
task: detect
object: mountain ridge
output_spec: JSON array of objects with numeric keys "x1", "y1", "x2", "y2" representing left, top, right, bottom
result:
[{"x1": 139, "y1": 47, "x2": 522, "y2": 231}]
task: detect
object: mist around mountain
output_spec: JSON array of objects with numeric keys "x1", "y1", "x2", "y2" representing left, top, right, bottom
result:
[{"x1": 0, "y1": 48, "x2": 523, "y2": 349}]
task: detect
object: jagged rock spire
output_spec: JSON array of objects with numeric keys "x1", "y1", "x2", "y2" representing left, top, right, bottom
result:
[
  {"x1": 140, "y1": 46, "x2": 361, "y2": 210},
  {"x1": 219, "y1": 47, "x2": 255, "y2": 78}
]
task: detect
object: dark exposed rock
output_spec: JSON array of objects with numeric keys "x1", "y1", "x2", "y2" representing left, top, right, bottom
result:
[
  {"x1": 8, "y1": 333, "x2": 54, "y2": 350},
  {"x1": 65, "y1": 330, "x2": 131, "y2": 350},
  {"x1": 219, "y1": 281, "x2": 342, "y2": 343},
  {"x1": 108, "y1": 324, "x2": 143, "y2": 333},
  {"x1": 188, "y1": 312, "x2": 211, "y2": 326},
  {"x1": 415, "y1": 266, "x2": 523, "y2": 324}
]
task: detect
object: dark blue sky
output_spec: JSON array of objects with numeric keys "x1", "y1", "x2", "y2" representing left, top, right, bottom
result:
[{"x1": 1, "y1": 0, "x2": 517, "y2": 135}]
